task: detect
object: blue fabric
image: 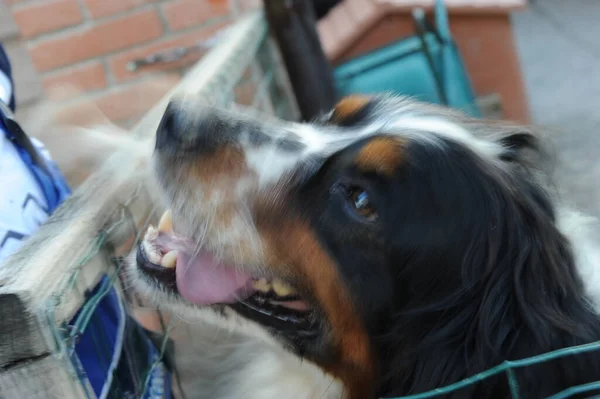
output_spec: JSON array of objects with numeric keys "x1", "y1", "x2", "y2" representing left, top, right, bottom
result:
[
  {"x1": 1, "y1": 43, "x2": 69, "y2": 212},
  {"x1": 70, "y1": 276, "x2": 172, "y2": 399},
  {"x1": 3, "y1": 137, "x2": 71, "y2": 213},
  {"x1": 71, "y1": 277, "x2": 123, "y2": 398}
]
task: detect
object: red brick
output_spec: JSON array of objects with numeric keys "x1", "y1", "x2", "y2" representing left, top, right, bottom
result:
[
  {"x1": 83, "y1": 0, "x2": 158, "y2": 19},
  {"x1": 108, "y1": 22, "x2": 228, "y2": 82},
  {"x1": 234, "y1": 81, "x2": 257, "y2": 106},
  {"x1": 43, "y1": 62, "x2": 108, "y2": 100},
  {"x1": 54, "y1": 75, "x2": 179, "y2": 126},
  {"x1": 13, "y1": 0, "x2": 83, "y2": 39},
  {"x1": 29, "y1": 10, "x2": 164, "y2": 72},
  {"x1": 60, "y1": 75, "x2": 179, "y2": 125},
  {"x1": 238, "y1": 0, "x2": 261, "y2": 12},
  {"x1": 162, "y1": 0, "x2": 230, "y2": 32},
  {"x1": 239, "y1": 66, "x2": 254, "y2": 83},
  {"x1": 98, "y1": 75, "x2": 179, "y2": 121}
]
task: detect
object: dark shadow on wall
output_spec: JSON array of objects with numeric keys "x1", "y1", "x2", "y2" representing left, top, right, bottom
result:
[{"x1": 312, "y1": 0, "x2": 342, "y2": 19}]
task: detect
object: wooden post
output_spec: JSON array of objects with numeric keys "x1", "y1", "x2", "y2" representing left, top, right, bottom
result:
[{"x1": 263, "y1": 0, "x2": 337, "y2": 121}]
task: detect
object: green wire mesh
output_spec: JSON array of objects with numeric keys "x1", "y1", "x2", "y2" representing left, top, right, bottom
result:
[{"x1": 390, "y1": 340, "x2": 600, "y2": 399}]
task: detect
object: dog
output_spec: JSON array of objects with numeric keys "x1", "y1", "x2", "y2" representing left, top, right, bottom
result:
[{"x1": 129, "y1": 94, "x2": 600, "y2": 398}]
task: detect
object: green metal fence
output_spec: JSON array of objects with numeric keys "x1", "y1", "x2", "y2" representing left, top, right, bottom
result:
[{"x1": 391, "y1": 340, "x2": 600, "y2": 399}]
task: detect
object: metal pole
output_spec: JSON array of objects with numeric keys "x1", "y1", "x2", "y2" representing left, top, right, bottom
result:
[{"x1": 263, "y1": 0, "x2": 337, "y2": 121}]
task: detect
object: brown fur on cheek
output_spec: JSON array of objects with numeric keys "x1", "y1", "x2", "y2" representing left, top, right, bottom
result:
[
  {"x1": 188, "y1": 146, "x2": 248, "y2": 184},
  {"x1": 185, "y1": 146, "x2": 254, "y2": 216},
  {"x1": 175, "y1": 147, "x2": 260, "y2": 250},
  {"x1": 355, "y1": 137, "x2": 405, "y2": 177},
  {"x1": 258, "y1": 218, "x2": 376, "y2": 399}
]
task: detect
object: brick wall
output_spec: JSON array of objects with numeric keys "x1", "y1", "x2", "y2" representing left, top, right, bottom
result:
[{"x1": 6, "y1": 0, "x2": 263, "y2": 127}]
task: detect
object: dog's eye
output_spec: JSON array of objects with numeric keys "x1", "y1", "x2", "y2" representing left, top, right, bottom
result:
[{"x1": 347, "y1": 186, "x2": 378, "y2": 221}]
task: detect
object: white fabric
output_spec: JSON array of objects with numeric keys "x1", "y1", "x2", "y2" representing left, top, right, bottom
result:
[
  {"x1": 0, "y1": 127, "x2": 51, "y2": 262},
  {"x1": 0, "y1": 70, "x2": 11, "y2": 106},
  {"x1": 98, "y1": 289, "x2": 126, "y2": 399}
]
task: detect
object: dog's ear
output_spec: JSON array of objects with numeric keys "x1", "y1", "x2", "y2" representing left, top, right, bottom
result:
[
  {"x1": 319, "y1": 95, "x2": 376, "y2": 127},
  {"x1": 494, "y1": 127, "x2": 556, "y2": 218},
  {"x1": 496, "y1": 128, "x2": 542, "y2": 163},
  {"x1": 499, "y1": 131, "x2": 535, "y2": 155}
]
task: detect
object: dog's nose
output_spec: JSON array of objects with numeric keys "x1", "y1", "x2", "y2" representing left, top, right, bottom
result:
[
  {"x1": 155, "y1": 100, "x2": 231, "y2": 154},
  {"x1": 155, "y1": 101, "x2": 189, "y2": 151}
]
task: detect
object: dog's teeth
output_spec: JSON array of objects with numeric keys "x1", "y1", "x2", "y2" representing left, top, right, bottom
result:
[
  {"x1": 252, "y1": 278, "x2": 271, "y2": 293},
  {"x1": 144, "y1": 225, "x2": 158, "y2": 241},
  {"x1": 272, "y1": 278, "x2": 296, "y2": 297},
  {"x1": 143, "y1": 239, "x2": 161, "y2": 264},
  {"x1": 158, "y1": 209, "x2": 173, "y2": 233},
  {"x1": 161, "y1": 250, "x2": 178, "y2": 268}
]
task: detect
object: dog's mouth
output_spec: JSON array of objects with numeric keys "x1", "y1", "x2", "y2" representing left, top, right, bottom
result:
[{"x1": 136, "y1": 210, "x2": 316, "y2": 335}]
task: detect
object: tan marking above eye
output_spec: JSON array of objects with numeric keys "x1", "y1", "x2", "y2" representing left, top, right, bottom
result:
[
  {"x1": 355, "y1": 137, "x2": 405, "y2": 177},
  {"x1": 332, "y1": 95, "x2": 372, "y2": 121}
]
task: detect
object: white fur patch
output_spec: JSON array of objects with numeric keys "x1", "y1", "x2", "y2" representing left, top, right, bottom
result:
[
  {"x1": 385, "y1": 117, "x2": 502, "y2": 159},
  {"x1": 213, "y1": 342, "x2": 343, "y2": 399},
  {"x1": 240, "y1": 103, "x2": 503, "y2": 190},
  {"x1": 244, "y1": 143, "x2": 306, "y2": 188}
]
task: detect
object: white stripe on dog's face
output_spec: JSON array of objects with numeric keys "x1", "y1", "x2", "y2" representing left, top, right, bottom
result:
[{"x1": 237, "y1": 98, "x2": 502, "y2": 191}]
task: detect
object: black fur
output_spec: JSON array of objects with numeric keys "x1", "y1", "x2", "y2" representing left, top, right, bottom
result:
[{"x1": 299, "y1": 134, "x2": 600, "y2": 398}]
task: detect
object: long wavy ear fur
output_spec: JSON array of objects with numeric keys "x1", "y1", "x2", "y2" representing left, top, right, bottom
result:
[{"x1": 376, "y1": 118, "x2": 600, "y2": 398}]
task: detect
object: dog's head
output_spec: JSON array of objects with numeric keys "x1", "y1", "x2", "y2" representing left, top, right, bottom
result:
[{"x1": 132, "y1": 95, "x2": 580, "y2": 397}]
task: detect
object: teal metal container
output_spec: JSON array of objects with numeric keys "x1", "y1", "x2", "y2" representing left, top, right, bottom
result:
[{"x1": 333, "y1": 0, "x2": 481, "y2": 117}]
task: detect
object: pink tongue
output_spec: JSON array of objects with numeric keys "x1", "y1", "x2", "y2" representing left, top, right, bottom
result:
[{"x1": 175, "y1": 251, "x2": 253, "y2": 305}]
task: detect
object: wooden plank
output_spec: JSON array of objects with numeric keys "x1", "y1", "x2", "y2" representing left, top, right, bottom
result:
[
  {"x1": 318, "y1": 0, "x2": 527, "y2": 62},
  {"x1": 0, "y1": 294, "x2": 47, "y2": 366},
  {"x1": 0, "y1": 354, "x2": 88, "y2": 399},
  {"x1": 376, "y1": 0, "x2": 527, "y2": 13}
]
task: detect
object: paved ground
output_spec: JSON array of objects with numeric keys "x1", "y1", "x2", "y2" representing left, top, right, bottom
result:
[{"x1": 511, "y1": 0, "x2": 600, "y2": 217}]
